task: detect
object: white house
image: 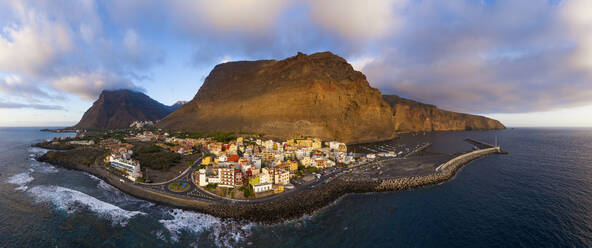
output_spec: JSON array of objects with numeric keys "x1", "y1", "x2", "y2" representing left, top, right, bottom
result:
[{"x1": 253, "y1": 183, "x2": 272, "y2": 193}]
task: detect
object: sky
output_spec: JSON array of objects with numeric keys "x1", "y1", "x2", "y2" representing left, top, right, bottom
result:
[{"x1": 0, "y1": 0, "x2": 591, "y2": 127}]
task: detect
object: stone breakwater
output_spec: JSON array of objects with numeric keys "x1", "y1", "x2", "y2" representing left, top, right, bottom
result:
[
  {"x1": 377, "y1": 147, "x2": 501, "y2": 191},
  {"x1": 37, "y1": 147, "x2": 502, "y2": 224}
]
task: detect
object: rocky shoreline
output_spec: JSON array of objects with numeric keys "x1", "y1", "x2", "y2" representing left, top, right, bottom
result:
[{"x1": 37, "y1": 147, "x2": 501, "y2": 224}]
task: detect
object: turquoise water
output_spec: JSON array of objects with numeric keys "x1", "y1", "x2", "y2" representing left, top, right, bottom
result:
[{"x1": 1, "y1": 127, "x2": 591, "y2": 247}]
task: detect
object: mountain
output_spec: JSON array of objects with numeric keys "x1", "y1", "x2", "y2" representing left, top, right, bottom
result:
[
  {"x1": 158, "y1": 52, "x2": 397, "y2": 143},
  {"x1": 170, "y1": 101, "x2": 187, "y2": 111},
  {"x1": 72, "y1": 89, "x2": 176, "y2": 130},
  {"x1": 382, "y1": 95, "x2": 505, "y2": 132}
]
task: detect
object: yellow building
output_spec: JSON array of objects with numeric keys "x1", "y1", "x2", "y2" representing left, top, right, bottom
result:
[
  {"x1": 296, "y1": 139, "x2": 313, "y2": 148},
  {"x1": 286, "y1": 160, "x2": 298, "y2": 172},
  {"x1": 201, "y1": 156, "x2": 212, "y2": 165},
  {"x1": 312, "y1": 138, "x2": 322, "y2": 149},
  {"x1": 249, "y1": 176, "x2": 260, "y2": 186},
  {"x1": 261, "y1": 152, "x2": 276, "y2": 162},
  {"x1": 273, "y1": 185, "x2": 284, "y2": 194}
]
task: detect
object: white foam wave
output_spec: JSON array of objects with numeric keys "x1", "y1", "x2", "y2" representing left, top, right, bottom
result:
[
  {"x1": 159, "y1": 209, "x2": 221, "y2": 242},
  {"x1": 28, "y1": 147, "x2": 48, "y2": 155},
  {"x1": 27, "y1": 185, "x2": 145, "y2": 226},
  {"x1": 96, "y1": 179, "x2": 152, "y2": 207},
  {"x1": 7, "y1": 172, "x2": 34, "y2": 191},
  {"x1": 29, "y1": 160, "x2": 58, "y2": 174},
  {"x1": 158, "y1": 208, "x2": 254, "y2": 247},
  {"x1": 209, "y1": 221, "x2": 255, "y2": 248}
]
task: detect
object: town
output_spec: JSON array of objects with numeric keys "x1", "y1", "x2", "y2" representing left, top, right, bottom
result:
[{"x1": 37, "y1": 127, "x2": 424, "y2": 200}]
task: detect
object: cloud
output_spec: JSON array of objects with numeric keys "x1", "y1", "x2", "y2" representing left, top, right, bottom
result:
[
  {"x1": 0, "y1": 75, "x2": 54, "y2": 99},
  {"x1": 171, "y1": 0, "x2": 289, "y2": 34},
  {"x1": 0, "y1": 0, "x2": 161, "y2": 101},
  {"x1": 309, "y1": 0, "x2": 406, "y2": 41},
  {"x1": 362, "y1": 0, "x2": 592, "y2": 113},
  {"x1": 51, "y1": 72, "x2": 144, "y2": 100},
  {"x1": 561, "y1": 0, "x2": 592, "y2": 71},
  {"x1": 0, "y1": 14, "x2": 72, "y2": 77},
  {"x1": 0, "y1": 101, "x2": 64, "y2": 110},
  {"x1": 2, "y1": 0, "x2": 592, "y2": 116}
]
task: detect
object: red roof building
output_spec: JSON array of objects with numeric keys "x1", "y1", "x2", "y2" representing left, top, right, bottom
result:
[{"x1": 227, "y1": 154, "x2": 239, "y2": 162}]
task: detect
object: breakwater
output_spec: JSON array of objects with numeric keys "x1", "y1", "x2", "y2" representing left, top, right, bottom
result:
[{"x1": 378, "y1": 147, "x2": 502, "y2": 191}]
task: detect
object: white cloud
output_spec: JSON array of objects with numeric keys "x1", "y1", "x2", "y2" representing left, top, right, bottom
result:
[
  {"x1": 51, "y1": 72, "x2": 143, "y2": 100},
  {"x1": 0, "y1": 101, "x2": 64, "y2": 110},
  {"x1": 0, "y1": 18, "x2": 72, "y2": 77},
  {"x1": 360, "y1": 0, "x2": 592, "y2": 113},
  {"x1": 560, "y1": 0, "x2": 592, "y2": 71},
  {"x1": 0, "y1": 1, "x2": 161, "y2": 101},
  {"x1": 172, "y1": 0, "x2": 289, "y2": 34},
  {"x1": 348, "y1": 56, "x2": 376, "y2": 71},
  {"x1": 309, "y1": 0, "x2": 407, "y2": 41},
  {"x1": 0, "y1": 74, "x2": 53, "y2": 99}
]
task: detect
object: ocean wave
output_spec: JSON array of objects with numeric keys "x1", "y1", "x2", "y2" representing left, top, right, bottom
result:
[
  {"x1": 29, "y1": 160, "x2": 58, "y2": 174},
  {"x1": 28, "y1": 147, "x2": 48, "y2": 156},
  {"x1": 27, "y1": 185, "x2": 145, "y2": 226},
  {"x1": 7, "y1": 172, "x2": 34, "y2": 191},
  {"x1": 96, "y1": 180, "x2": 149, "y2": 206},
  {"x1": 158, "y1": 208, "x2": 254, "y2": 247},
  {"x1": 159, "y1": 209, "x2": 220, "y2": 242}
]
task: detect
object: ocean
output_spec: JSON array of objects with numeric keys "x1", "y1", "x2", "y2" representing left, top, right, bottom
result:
[{"x1": 1, "y1": 127, "x2": 591, "y2": 247}]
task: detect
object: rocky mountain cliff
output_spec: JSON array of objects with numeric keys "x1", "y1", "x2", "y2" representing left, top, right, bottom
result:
[
  {"x1": 158, "y1": 52, "x2": 397, "y2": 143},
  {"x1": 382, "y1": 95, "x2": 505, "y2": 132},
  {"x1": 72, "y1": 89, "x2": 177, "y2": 129}
]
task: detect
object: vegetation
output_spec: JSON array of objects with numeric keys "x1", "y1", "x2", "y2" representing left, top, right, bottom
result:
[
  {"x1": 39, "y1": 148, "x2": 108, "y2": 167},
  {"x1": 35, "y1": 141, "x2": 75, "y2": 150},
  {"x1": 168, "y1": 182, "x2": 190, "y2": 192},
  {"x1": 307, "y1": 167, "x2": 319, "y2": 173},
  {"x1": 205, "y1": 183, "x2": 218, "y2": 190},
  {"x1": 83, "y1": 130, "x2": 130, "y2": 143},
  {"x1": 208, "y1": 131, "x2": 236, "y2": 143},
  {"x1": 239, "y1": 184, "x2": 255, "y2": 198},
  {"x1": 132, "y1": 143, "x2": 181, "y2": 171},
  {"x1": 177, "y1": 131, "x2": 205, "y2": 139}
]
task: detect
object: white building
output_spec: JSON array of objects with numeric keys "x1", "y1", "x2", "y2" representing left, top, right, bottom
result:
[
  {"x1": 260, "y1": 168, "x2": 273, "y2": 184},
  {"x1": 299, "y1": 156, "x2": 313, "y2": 167},
  {"x1": 69, "y1": 140, "x2": 95, "y2": 146},
  {"x1": 253, "y1": 183, "x2": 272, "y2": 193},
  {"x1": 251, "y1": 157, "x2": 262, "y2": 169},
  {"x1": 274, "y1": 169, "x2": 290, "y2": 185},
  {"x1": 218, "y1": 155, "x2": 227, "y2": 162},
  {"x1": 329, "y1": 141, "x2": 347, "y2": 152},
  {"x1": 108, "y1": 154, "x2": 142, "y2": 181},
  {"x1": 198, "y1": 169, "x2": 207, "y2": 186}
]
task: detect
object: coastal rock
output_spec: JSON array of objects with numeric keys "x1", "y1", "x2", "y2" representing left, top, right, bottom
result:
[
  {"x1": 72, "y1": 89, "x2": 178, "y2": 130},
  {"x1": 158, "y1": 52, "x2": 397, "y2": 143},
  {"x1": 382, "y1": 95, "x2": 505, "y2": 132}
]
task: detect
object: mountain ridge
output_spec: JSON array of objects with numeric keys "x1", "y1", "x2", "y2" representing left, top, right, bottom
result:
[
  {"x1": 382, "y1": 94, "x2": 505, "y2": 132},
  {"x1": 158, "y1": 52, "x2": 398, "y2": 143},
  {"x1": 71, "y1": 89, "x2": 177, "y2": 130}
]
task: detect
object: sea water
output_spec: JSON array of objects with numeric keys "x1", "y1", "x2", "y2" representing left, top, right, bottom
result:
[{"x1": 1, "y1": 127, "x2": 591, "y2": 247}]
